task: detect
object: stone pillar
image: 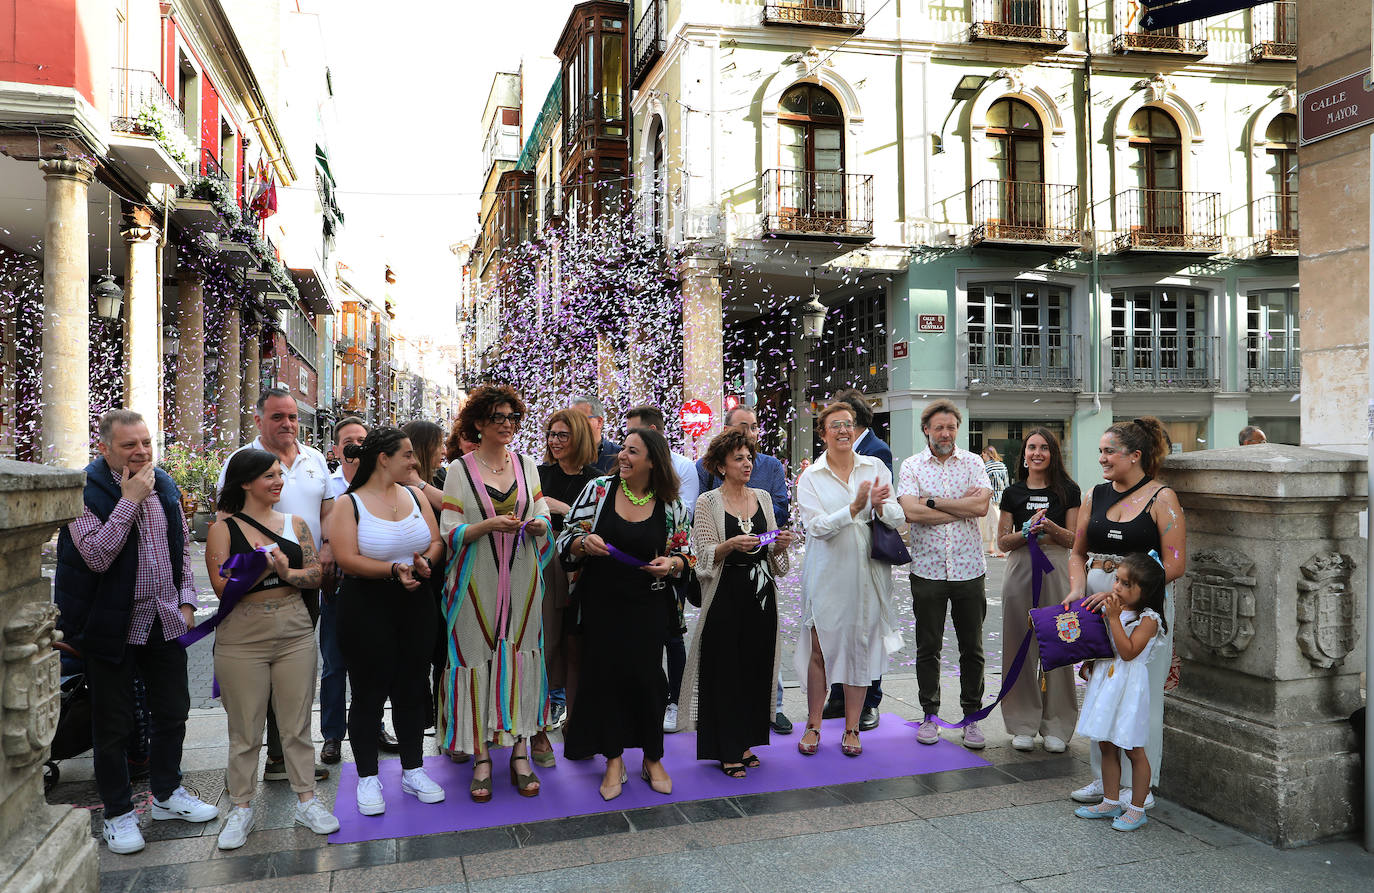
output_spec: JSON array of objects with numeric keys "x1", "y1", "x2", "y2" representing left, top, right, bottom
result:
[
  {"x1": 0, "y1": 459, "x2": 97, "y2": 892},
  {"x1": 38, "y1": 158, "x2": 94, "y2": 469},
  {"x1": 678, "y1": 256, "x2": 723, "y2": 454},
  {"x1": 216, "y1": 304, "x2": 242, "y2": 448},
  {"x1": 173, "y1": 272, "x2": 205, "y2": 449},
  {"x1": 1161, "y1": 444, "x2": 1368, "y2": 847},
  {"x1": 240, "y1": 321, "x2": 257, "y2": 437},
  {"x1": 121, "y1": 210, "x2": 161, "y2": 437}
]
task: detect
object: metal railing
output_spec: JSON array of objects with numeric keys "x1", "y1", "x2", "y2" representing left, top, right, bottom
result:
[
  {"x1": 1251, "y1": 1, "x2": 1297, "y2": 61},
  {"x1": 109, "y1": 68, "x2": 185, "y2": 136},
  {"x1": 199, "y1": 146, "x2": 229, "y2": 182},
  {"x1": 763, "y1": 169, "x2": 874, "y2": 239},
  {"x1": 563, "y1": 93, "x2": 626, "y2": 151},
  {"x1": 1111, "y1": 8, "x2": 1207, "y2": 55},
  {"x1": 764, "y1": 0, "x2": 865, "y2": 30},
  {"x1": 970, "y1": 179, "x2": 1080, "y2": 246},
  {"x1": 632, "y1": 0, "x2": 665, "y2": 87},
  {"x1": 1253, "y1": 193, "x2": 1298, "y2": 254},
  {"x1": 1113, "y1": 188, "x2": 1222, "y2": 253},
  {"x1": 543, "y1": 184, "x2": 561, "y2": 228},
  {"x1": 1110, "y1": 333, "x2": 1220, "y2": 390},
  {"x1": 968, "y1": 331, "x2": 1081, "y2": 391},
  {"x1": 1245, "y1": 335, "x2": 1301, "y2": 390},
  {"x1": 969, "y1": 0, "x2": 1068, "y2": 44}
]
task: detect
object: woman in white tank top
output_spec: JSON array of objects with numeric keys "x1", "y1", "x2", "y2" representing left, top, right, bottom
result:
[{"x1": 327, "y1": 428, "x2": 444, "y2": 817}]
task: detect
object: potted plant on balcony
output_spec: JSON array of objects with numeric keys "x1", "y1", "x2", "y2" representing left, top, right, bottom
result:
[
  {"x1": 134, "y1": 103, "x2": 196, "y2": 167},
  {"x1": 189, "y1": 174, "x2": 239, "y2": 223},
  {"x1": 158, "y1": 444, "x2": 225, "y2": 542}
]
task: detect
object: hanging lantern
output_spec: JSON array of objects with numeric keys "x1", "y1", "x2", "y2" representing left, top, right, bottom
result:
[
  {"x1": 161, "y1": 325, "x2": 180, "y2": 357},
  {"x1": 92, "y1": 275, "x2": 124, "y2": 321},
  {"x1": 800, "y1": 283, "x2": 828, "y2": 342}
]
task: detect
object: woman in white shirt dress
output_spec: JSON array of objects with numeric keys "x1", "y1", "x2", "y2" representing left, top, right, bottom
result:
[{"x1": 794, "y1": 402, "x2": 906, "y2": 758}]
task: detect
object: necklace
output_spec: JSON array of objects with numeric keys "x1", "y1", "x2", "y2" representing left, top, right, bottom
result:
[
  {"x1": 620, "y1": 478, "x2": 654, "y2": 506},
  {"x1": 388, "y1": 486, "x2": 401, "y2": 518},
  {"x1": 477, "y1": 450, "x2": 509, "y2": 475},
  {"x1": 723, "y1": 489, "x2": 754, "y2": 534}
]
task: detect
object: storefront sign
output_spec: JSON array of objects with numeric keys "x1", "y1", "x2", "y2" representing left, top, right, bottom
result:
[
  {"x1": 680, "y1": 399, "x2": 713, "y2": 437},
  {"x1": 1300, "y1": 69, "x2": 1374, "y2": 146},
  {"x1": 892, "y1": 341, "x2": 909, "y2": 359},
  {"x1": 918, "y1": 315, "x2": 946, "y2": 333}
]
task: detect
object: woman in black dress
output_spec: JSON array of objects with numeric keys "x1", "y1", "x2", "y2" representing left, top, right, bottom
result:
[
  {"x1": 557, "y1": 428, "x2": 696, "y2": 801},
  {"x1": 532, "y1": 408, "x2": 600, "y2": 765},
  {"x1": 679, "y1": 428, "x2": 793, "y2": 776}
]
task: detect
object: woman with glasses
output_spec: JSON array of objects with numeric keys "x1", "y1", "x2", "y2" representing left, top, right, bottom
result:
[
  {"x1": 532, "y1": 408, "x2": 601, "y2": 765},
  {"x1": 794, "y1": 403, "x2": 905, "y2": 758},
  {"x1": 437, "y1": 386, "x2": 554, "y2": 803}
]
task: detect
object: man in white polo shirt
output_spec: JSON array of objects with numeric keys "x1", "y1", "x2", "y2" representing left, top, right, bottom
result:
[{"x1": 217, "y1": 387, "x2": 333, "y2": 781}]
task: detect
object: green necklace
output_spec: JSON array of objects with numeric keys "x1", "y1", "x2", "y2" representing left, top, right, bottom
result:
[{"x1": 620, "y1": 478, "x2": 654, "y2": 506}]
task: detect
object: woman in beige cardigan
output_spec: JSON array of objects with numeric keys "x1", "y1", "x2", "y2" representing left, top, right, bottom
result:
[{"x1": 679, "y1": 428, "x2": 793, "y2": 777}]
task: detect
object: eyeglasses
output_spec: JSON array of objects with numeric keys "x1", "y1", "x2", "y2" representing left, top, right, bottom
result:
[
  {"x1": 545, "y1": 431, "x2": 570, "y2": 442},
  {"x1": 489, "y1": 412, "x2": 523, "y2": 425},
  {"x1": 827, "y1": 421, "x2": 855, "y2": 431}
]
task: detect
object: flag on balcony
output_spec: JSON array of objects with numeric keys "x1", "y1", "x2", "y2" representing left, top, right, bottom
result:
[{"x1": 249, "y1": 159, "x2": 278, "y2": 220}]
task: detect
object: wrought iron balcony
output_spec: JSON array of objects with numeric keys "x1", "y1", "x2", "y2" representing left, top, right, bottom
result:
[
  {"x1": 632, "y1": 0, "x2": 665, "y2": 88},
  {"x1": 968, "y1": 332, "x2": 1081, "y2": 391},
  {"x1": 109, "y1": 68, "x2": 185, "y2": 136},
  {"x1": 1252, "y1": 193, "x2": 1298, "y2": 255},
  {"x1": 1110, "y1": 334, "x2": 1221, "y2": 391},
  {"x1": 764, "y1": 0, "x2": 864, "y2": 32},
  {"x1": 1112, "y1": 189, "x2": 1222, "y2": 254},
  {"x1": 1250, "y1": 1, "x2": 1297, "y2": 61},
  {"x1": 969, "y1": 0, "x2": 1068, "y2": 46},
  {"x1": 763, "y1": 169, "x2": 874, "y2": 241},
  {"x1": 1245, "y1": 364, "x2": 1301, "y2": 391},
  {"x1": 970, "y1": 179, "x2": 1081, "y2": 248},
  {"x1": 1245, "y1": 333, "x2": 1301, "y2": 391},
  {"x1": 1111, "y1": 12, "x2": 1207, "y2": 56},
  {"x1": 543, "y1": 184, "x2": 562, "y2": 229}
]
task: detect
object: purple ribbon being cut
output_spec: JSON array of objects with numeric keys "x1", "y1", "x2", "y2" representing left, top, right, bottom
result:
[
  {"x1": 177, "y1": 548, "x2": 270, "y2": 699},
  {"x1": 605, "y1": 543, "x2": 649, "y2": 567},
  {"x1": 923, "y1": 533, "x2": 1055, "y2": 730}
]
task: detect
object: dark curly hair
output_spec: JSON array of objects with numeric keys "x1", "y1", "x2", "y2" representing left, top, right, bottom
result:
[
  {"x1": 216, "y1": 449, "x2": 279, "y2": 514},
  {"x1": 1105, "y1": 416, "x2": 1171, "y2": 478},
  {"x1": 344, "y1": 427, "x2": 409, "y2": 492},
  {"x1": 703, "y1": 427, "x2": 757, "y2": 478},
  {"x1": 456, "y1": 385, "x2": 526, "y2": 444}
]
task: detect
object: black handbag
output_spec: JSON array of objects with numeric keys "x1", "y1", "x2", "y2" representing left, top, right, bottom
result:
[
  {"x1": 869, "y1": 518, "x2": 911, "y2": 565},
  {"x1": 674, "y1": 567, "x2": 702, "y2": 608}
]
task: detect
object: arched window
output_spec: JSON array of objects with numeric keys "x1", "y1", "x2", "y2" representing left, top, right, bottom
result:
[
  {"x1": 1129, "y1": 108, "x2": 1182, "y2": 234},
  {"x1": 778, "y1": 83, "x2": 844, "y2": 221},
  {"x1": 1264, "y1": 113, "x2": 1297, "y2": 236},
  {"x1": 649, "y1": 116, "x2": 666, "y2": 243},
  {"x1": 986, "y1": 98, "x2": 1045, "y2": 227}
]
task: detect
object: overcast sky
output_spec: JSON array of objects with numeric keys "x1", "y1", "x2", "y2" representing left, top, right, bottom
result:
[{"x1": 318, "y1": 0, "x2": 569, "y2": 335}]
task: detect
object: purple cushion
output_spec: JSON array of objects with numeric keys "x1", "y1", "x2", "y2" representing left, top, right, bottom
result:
[{"x1": 1029, "y1": 599, "x2": 1114, "y2": 671}]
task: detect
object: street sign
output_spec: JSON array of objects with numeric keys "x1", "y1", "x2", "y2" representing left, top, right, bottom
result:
[
  {"x1": 918, "y1": 315, "x2": 946, "y2": 333},
  {"x1": 680, "y1": 399, "x2": 713, "y2": 437},
  {"x1": 1300, "y1": 70, "x2": 1374, "y2": 146},
  {"x1": 893, "y1": 341, "x2": 909, "y2": 359},
  {"x1": 724, "y1": 394, "x2": 740, "y2": 413},
  {"x1": 1139, "y1": 0, "x2": 1262, "y2": 30}
]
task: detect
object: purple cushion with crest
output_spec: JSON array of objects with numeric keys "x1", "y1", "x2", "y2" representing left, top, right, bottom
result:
[{"x1": 1029, "y1": 598, "x2": 1114, "y2": 671}]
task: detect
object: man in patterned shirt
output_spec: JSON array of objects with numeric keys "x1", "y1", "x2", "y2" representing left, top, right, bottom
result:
[
  {"x1": 55, "y1": 410, "x2": 219, "y2": 855},
  {"x1": 896, "y1": 400, "x2": 993, "y2": 750}
]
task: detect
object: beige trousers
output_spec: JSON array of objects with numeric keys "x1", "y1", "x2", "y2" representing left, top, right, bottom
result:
[
  {"x1": 999, "y1": 542, "x2": 1079, "y2": 741},
  {"x1": 213, "y1": 594, "x2": 318, "y2": 802}
]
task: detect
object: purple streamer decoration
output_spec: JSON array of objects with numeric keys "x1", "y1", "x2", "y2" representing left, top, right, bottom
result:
[{"x1": 605, "y1": 543, "x2": 649, "y2": 568}]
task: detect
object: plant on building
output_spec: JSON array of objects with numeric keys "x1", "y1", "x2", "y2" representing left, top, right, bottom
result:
[
  {"x1": 134, "y1": 102, "x2": 196, "y2": 167},
  {"x1": 159, "y1": 443, "x2": 226, "y2": 511},
  {"x1": 266, "y1": 255, "x2": 301, "y2": 303},
  {"x1": 189, "y1": 174, "x2": 239, "y2": 223},
  {"x1": 230, "y1": 221, "x2": 270, "y2": 260}
]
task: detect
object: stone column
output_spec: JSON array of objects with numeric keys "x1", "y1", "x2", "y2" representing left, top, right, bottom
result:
[
  {"x1": 173, "y1": 272, "x2": 205, "y2": 449},
  {"x1": 678, "y1": 256, "x2": 723, "y2": 454},
  {"x1": 121, "y1": 210, "x2": 161, "y2": 437},
  {"x1": 216, "y1": 304, "x2": 242, "y2": 448},
  {"x1": 1161, "y1": 444, "x2": 1368, "y2": 846},
  {"x1": 0, "y1": 459, "x2": 97, "y2": 892},
  {"x1": 38, "y1": 158, "x2": 95, "y2": 469},
  {"x1": 240, "y1": 320, "x2": 257, "y2": 437}
]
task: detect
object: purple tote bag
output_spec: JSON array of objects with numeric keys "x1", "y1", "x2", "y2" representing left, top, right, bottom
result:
[{"x1": 1028, "y1": 599, "x2": 1114, "y2": 672}]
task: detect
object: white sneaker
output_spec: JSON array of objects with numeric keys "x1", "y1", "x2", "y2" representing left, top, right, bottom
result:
[
  {"x1": 216, "y1": 806, "x2": 254, "y2": 850},
  {"x1": 401, "y1": 767, "x2": 445, "y2": 804},
  {"x1": 662, "y1": 703, "x2": 680, "y2": 733},
  {"x1": 1120, "y1": 787, "x2": 1156, "y2": 809},
  {"x1": 295, "y1": 798, "x2": 340, "y2": 835},
  {"x1": 1071, "y1": 778, "x2": 1104, "y2": 803},
  {"x1": 1042, "y1": 736, "x2": 1067, "y2": 753},
  {"x1": 151, "y1": 786, "x2": 219, "y2": 823},
  {"x1": 1011, "y1": 735, "x2": 1035, "y2": 751},
  {"x1": 102, "y1": 811, "x2": 145, "y2": 854},
  {"x1": 356, "y1": 775, "x2": 386, "y2": 815}
]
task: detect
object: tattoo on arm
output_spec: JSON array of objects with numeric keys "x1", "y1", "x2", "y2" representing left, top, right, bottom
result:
[{"x1": 293, "y1": 522, "x2": 323, "y2": 588}]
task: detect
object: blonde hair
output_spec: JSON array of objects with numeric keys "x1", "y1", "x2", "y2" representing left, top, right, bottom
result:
[{"x1": 983, "y1": 445, "x2": 1002, "y2": 462}]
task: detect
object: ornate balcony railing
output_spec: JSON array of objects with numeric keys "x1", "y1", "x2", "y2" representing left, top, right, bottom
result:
[
  {"x1": 1110, "y1": 334, "x2": 1221, "y2": 390},
  {"x1": 109, "y1": 68, "x2": 185, "y2": 136},
  {"x1": 1253, "y1": 193, "x2": 1298, "y2": 255},
  {"x1": 1111, "y1": 9, "x2": 1207, "y2": 56},
  {"x1": 1251, "y1": 1, "x2": 1297, "y2": 61},
  {"x1": 970, "y1": 179, "x2": 1081, "y2": 247},
  {"x1": 1113, "y1": 188, "x2": 1222, "y2": 253},
  {"x1": 969, "y1": 0, "x2": 1068, "y2": 46},
  {"x1": 632, "y1": 0, "x2": 665, "y2": 88},
  {"x1": 968, "y1": 331, "x2": 1081, "y2": 391},
  {"x1": 543, "y1": 184, "x2": 561, "y2": 229},
  {"x1": 763, "y1": 168, "x2": 874, "y2": 240},
  {"x1": 764, "y1": 0, "x2": 865, "y2": 31},
  {"x1": 1245, "y1": 335, "x2": 1301, "y2": 391}
]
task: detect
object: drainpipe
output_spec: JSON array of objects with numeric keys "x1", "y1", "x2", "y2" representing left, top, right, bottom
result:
[
  {"x1": 1083, "y1": 5, "x2": 1101, "y2": 412},
  {"x1": 1366, "y1": 127, "x2": 1373, "y2": 854}
]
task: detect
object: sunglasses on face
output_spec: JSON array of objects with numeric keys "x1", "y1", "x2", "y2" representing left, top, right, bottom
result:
[{"x1": 489, "y1": 412, "x2": 523, "y2": 425}]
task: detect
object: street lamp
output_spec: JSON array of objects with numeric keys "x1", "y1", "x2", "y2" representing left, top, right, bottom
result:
[
  {"x1": 800, "y1": 275, "x2": 828, "y2": 342},
  {"x1": 92, "y1": 275, "x2": 124, "y2": 321},
  {"x1": 161, "y1": 325, "x2": 180, "y2": 358}
]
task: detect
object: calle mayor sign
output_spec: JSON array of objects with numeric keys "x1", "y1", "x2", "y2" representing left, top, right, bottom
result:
[{"x1": 1300, "y1": 69, "x2": 1374, "y2": 146}]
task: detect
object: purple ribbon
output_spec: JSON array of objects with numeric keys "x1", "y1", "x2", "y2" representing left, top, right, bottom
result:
[
  {"x1": 177, "y1": 549, "x2": 270, "y2": 698},
  {"x1": 606, "y1": 543, "x2": 649, "y2": 567},
  {"x1": 923, "y1": 533, "x2": 1056, "y2": 730}
]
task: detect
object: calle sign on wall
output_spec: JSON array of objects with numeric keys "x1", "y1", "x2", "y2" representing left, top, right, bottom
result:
[
  {"x1": 1300, "y1": 69, "x2": 1374, "y2": 146},
  {"x1": 680, "y1": 399, "x2": 713, "y2": 437}
]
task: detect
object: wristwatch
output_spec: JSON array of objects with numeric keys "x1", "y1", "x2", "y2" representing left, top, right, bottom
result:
[{"x1": 926, "y1": 497, "x2": 937, "y2": 509}]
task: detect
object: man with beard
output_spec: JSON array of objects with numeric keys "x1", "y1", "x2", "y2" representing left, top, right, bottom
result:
[{"x1": 896, "y1": 400, "x2": 992, "y2": 750}]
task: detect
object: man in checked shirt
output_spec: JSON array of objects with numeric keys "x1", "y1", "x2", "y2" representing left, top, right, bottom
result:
[{"x1": 54, "y1": 410, "x2": 219, "y2": 855}]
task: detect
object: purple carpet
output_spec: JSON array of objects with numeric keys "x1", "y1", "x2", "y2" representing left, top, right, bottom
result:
[{"x1": 328, "y1": 714, "x2": 990, "y2": 843}]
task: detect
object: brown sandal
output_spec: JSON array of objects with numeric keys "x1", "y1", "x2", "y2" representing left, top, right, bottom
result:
[{"x1": 469, "y1": 758, "x2": 493, "y2": 803}]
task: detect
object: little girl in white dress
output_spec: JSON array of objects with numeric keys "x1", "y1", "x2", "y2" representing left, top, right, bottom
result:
[{"x1": 1073, "y1": 552, "x2": 1168, "y2": 832}]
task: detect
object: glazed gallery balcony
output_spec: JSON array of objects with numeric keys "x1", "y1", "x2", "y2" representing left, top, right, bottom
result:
[
  {"x1": 968, "y1": 331, "x2": 1082, "y2": 391},
  {"x1": 1110, "y1": 333, "x2": 1221, "y2": 391},
  {"x1": 1112, "y1": 188, "x2": 1222, "y2": 254},
  {"x1": 763, "y1": 168, "x2": 874, "y2": 241},
  {"x1": 970, "y1": 179, "x2": 1081, "y2": 248},
  {"x1": 763, "y1": 0, "x2": 864, "y2": 31},
  {"x1": 968, "y1": 0, "x2": 1068, "y2": 47}
]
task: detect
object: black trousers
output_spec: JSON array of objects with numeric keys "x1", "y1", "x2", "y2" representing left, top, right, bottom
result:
[
  {"x1": 336, "y1": 578, "x2": 435, "y2": 776},
  {"x1": 86, "y1": 619, "x2": 189, "y2": 819},
  {"x1": 826, "y1": 679, "x2": 883, "y2": 711},
  {"x1": 911, "y1": 575, "x2": 987, "y2": 717}
]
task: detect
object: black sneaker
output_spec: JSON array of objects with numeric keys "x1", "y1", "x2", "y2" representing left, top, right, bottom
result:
[
  {"x1": 264, "y1": 757, "x2": 330, "y2": 782},
  {"x1": 770, "y1": 711, "x2": 794, "y2": 735}
]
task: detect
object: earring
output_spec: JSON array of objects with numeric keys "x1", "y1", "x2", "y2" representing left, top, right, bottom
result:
[{"x1": 1023, "y1": 459, "x2": 1029, "y2": 468}]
